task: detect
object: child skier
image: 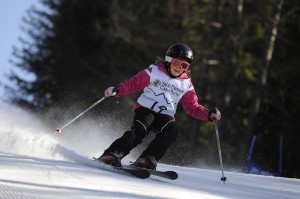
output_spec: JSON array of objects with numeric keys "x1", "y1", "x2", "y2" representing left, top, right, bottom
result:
[{"x1": 98, "y1": 43, "x2": 221, "y2": 170}]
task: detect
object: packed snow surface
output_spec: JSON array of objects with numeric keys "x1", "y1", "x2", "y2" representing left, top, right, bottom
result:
[{"x1": 0, "y1": 104, "x2": 299, "y2": 199}]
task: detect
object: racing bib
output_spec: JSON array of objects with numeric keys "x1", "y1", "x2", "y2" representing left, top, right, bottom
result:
[{"x1": 137, "y1": 65, "x2": 192, "y2": 116}]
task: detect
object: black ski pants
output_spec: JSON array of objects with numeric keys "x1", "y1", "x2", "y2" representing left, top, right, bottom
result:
[{"x1": 103, "y1": 106, "x2": 177, "y2": 161}]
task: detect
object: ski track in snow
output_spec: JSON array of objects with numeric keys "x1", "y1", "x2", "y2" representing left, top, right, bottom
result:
[{"x1": 0, "y1": 104, "x2": 300, "y2": 199}]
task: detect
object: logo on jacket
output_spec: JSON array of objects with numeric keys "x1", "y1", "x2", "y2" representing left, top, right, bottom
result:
[{"x1": 152, "y1": 79, "x2": 161, "y2": 87}]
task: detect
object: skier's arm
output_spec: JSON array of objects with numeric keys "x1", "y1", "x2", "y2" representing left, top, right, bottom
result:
[
  {"x1": 180, "y1": 87, "x2": 210, "y2": 121},
  {"x1": 115, "y1": 69, "x2": 150, "y2": 97}
]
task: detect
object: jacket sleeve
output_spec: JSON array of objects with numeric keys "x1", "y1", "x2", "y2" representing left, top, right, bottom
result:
[
  {"x1": 180, "y1": 85, "x2": 210, "y2": 121},
  {"x1": 116, "y1": 69, "x2": 150, "y2": 97}
]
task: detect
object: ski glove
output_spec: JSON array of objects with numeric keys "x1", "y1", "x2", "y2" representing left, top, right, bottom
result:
[
  {"x1": 104, "y1": 85, "x2": 120, "y2": 97},
  {"x1": 208, "y1": 107, "x2": 221, "y2": 121}
]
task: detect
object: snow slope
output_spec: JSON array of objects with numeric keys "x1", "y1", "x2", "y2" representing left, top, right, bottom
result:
[{"x1": 0, "y1": 104, "x2": 300, "y2": 199}]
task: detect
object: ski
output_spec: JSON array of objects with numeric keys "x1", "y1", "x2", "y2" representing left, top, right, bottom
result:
[
  {"x1": 147, "y1": 169, "x2": 178, "y2": 180},
  {"x1": 112, "y1": 166, "x2": 150, "y2": 179},
  {"x1": 92, "y1": 158, "x2": 150, "y2": 179},
  {"x1": 124, "y1": 165, "x2": 178, "y2": 180},
  {"x1": 92, "y1": 158, "x2": 177, "y2": 180}
]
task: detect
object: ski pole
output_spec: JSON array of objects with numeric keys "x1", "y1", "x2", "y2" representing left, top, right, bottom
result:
[
  {"x1": 214, "y1": 119, "x2": 227, "y2": 183},
  {"x1": 55, "y1": 96, "x2": 107, "y2": 134}
]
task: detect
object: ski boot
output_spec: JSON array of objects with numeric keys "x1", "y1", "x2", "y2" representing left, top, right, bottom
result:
[
  {"x1": 97, "y1": 152, "x2": 123, "y2": 167},
  {"x1": 132, "y1": 155, "x2": 157, "y2": 170}
]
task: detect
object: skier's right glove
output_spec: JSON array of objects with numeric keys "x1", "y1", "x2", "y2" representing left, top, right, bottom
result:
[
  {"x1": 104, "y1": 85, "x2": 120, "y2": 97},
  {"x1": 208, "y1": 107, "x2": 221, "y2": 121}
]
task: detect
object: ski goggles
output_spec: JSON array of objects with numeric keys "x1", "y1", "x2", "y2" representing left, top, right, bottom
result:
[{"x1": 171, "y1": 58, "x2": 190, "y2": 71}]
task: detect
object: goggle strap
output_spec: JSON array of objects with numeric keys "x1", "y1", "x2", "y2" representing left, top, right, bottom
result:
[{"x1": 165, "y1": 56, "x2": 173, "y2": 62}]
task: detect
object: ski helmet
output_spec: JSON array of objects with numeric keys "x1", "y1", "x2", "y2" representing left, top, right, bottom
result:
[{"x1": 165, "y1": 43, "x2": 193, "y2": 64}]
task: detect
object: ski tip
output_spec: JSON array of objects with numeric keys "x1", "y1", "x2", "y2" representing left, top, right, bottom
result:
[
  {"x1": 166, "y1": 171, "x2": 178, "y2": 180},
  {"x1": 147, "y1": 170, "x2": 178, "y2": 180}
]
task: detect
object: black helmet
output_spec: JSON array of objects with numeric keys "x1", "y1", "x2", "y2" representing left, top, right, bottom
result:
[{"x1": 165, "y1": 43, "x2": 193, "y2": 64}]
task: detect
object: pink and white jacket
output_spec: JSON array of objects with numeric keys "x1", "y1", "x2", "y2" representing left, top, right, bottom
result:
[{"x1": 115, "y1": 62, "x2": 210, "y2": 121}]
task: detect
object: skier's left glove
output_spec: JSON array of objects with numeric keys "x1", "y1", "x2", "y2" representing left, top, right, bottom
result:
[
  {"x1": 208, "y1": 107, "x2": 221, "y2": 121},
  {"x1": 104, "y1": 85, "x2": 120, "y2": 97}
]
